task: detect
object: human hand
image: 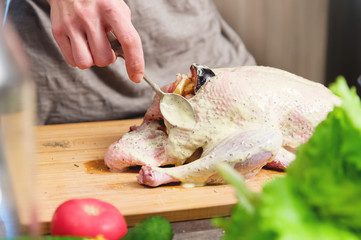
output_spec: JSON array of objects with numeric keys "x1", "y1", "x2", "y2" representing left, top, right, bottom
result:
[{"x1": 47, "y1": 0, "x2": 144, "y2": 83}]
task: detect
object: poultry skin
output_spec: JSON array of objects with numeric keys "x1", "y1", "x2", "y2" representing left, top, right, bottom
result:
[{"x1": 104, "y1": 65, "x2": 341, "y2": 187}]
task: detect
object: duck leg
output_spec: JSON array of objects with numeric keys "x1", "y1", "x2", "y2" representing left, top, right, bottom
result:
[{"x1": 137, "y1": 126, "x2": 283, "y2": 187}]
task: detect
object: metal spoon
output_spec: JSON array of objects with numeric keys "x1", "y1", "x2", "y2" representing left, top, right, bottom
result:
[{"x1": 106, "y1": 31, "x2": 196, "y2": 129}]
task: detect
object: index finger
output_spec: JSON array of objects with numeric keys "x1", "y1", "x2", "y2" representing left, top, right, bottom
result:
[{"x1": 106, "y1": 6, "x2": 144, "y2": 83}]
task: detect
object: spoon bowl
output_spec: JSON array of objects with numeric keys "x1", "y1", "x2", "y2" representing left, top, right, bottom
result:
[
  {"x1": 107, "y1": 31, "x2": 197, "y2": 129},
  {"x1": 143, "y1": 75, "x2": 196, "y2": 129}
]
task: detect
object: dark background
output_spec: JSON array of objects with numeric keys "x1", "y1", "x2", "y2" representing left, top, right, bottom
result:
[{"x1": 326, "y1": 0, "x2": 361, "y2": 95}]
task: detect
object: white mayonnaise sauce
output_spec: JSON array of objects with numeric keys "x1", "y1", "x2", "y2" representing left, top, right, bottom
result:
[
  {"x1": 181, "y1": 182, "x2": 204, "y2": 188},
  {"x1": 160, "y1": 94, "x2": 196, "y2": 130}
]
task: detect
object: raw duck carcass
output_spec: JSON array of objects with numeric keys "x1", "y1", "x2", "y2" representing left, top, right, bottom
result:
[{"x1": 104, "y1": 65, "x2": 341, "y2": 187}]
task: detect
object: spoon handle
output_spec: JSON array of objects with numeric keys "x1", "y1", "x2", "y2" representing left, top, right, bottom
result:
[
  {"x1": 142, "y1": 74, "x2": 164, "y2": 98},
  {"x1": 107, "y1": 31, "x2": 124, "y2": 59}
]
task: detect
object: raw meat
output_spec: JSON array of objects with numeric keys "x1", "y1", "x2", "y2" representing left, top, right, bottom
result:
[{"x1": 104, "y1": 65, "x2": 341, "y2": 187}]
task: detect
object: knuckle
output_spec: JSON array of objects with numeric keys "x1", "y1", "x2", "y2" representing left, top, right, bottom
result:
[
  {"x1": 72, "y1": 3, "x2": 94, "y2": 25},
  {"x1": 99, "y1": 0, "x2": 131, "y2": 17},
  {"x1": 97, "y1": 0, "x2": 113, "y2": 11},
  {"x1": 51, "y1": 24, "x2": 64, "y2": 39},
  {"x1": 59, "y1": 16, "x2": 77, "y2": 36},
  {"x1": 62, "y1": 15, "x2": 75, "y2": 27},
  {"x1": 74, "y1": 8, "x2": 88, "y2": 23}
]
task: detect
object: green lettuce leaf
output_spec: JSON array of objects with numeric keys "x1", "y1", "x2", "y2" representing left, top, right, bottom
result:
[{"x1": 122, "y1": 216, "x2": 173, "y2": 240}]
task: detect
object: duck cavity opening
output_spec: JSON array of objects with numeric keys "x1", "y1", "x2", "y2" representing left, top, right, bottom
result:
[{"x1": 171, "y1": 63, "x2": 216, "y2": 99}]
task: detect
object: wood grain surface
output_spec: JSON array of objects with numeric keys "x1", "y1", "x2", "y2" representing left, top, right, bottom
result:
[{"x1": 34, "y1": 119, "x2": 284, "y2": 234}]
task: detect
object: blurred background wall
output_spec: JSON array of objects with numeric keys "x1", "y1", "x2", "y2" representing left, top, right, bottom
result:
[
  {"x1": 214, "y1": 0, "x2": 360, "y2": 95},
  {"x1": 326, "y1": 0, "x2": 361, "y2": 95},
  {"x1": 214, "y1": 0, "x2": 329, "y2": 84}
]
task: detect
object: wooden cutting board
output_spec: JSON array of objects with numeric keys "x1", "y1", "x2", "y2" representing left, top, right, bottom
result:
[{"x1": 35, "y1": 119, "x2": 284, "y2": 234}]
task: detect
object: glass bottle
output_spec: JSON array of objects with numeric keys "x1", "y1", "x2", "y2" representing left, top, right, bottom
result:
[{"x1": 0, "y1": 20, "x2": 38, "y2": 237}]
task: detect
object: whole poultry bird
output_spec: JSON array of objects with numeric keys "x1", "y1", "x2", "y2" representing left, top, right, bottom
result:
[{"x1": 104, "y1": 65, "x2": 341, "y2": 187}]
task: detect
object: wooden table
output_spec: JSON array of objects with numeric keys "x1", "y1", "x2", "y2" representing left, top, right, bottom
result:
[{"x1": 32, "y1": 119, "x2": 284, "y2": 236}]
